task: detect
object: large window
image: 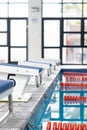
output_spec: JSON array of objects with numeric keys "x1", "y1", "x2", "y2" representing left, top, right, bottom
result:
[
  {"x1": 42, "y1": 20, "x2": 60, "y2": 60},
  {"x1": 0, "y1": 0, "x2": 28, "y2": 63},
  {"x1": 42, "y1": 0, "x2": 87, "y2": 65}
]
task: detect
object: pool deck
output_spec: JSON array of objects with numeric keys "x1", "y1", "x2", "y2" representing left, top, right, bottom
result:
[
  {"x1": 0, "y1": 66, "x2": 60, "y2": 130},
  {"x1": 0, "y1": 65, "x2": 87, "y2": 129}
]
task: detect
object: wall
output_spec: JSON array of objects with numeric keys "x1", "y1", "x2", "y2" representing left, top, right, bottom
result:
[{"x1": 28, "y1": 0, "x2": 41, "y2": 60}]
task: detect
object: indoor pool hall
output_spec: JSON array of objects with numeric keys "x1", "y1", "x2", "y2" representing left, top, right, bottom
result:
[{"x1": 0, "y1": 0, "x2": 87, "y2": 129}]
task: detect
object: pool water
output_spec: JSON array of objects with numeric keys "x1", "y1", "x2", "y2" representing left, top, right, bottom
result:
[{"x1": 25, "y1": 69, "x2": 87, "y2": 130}]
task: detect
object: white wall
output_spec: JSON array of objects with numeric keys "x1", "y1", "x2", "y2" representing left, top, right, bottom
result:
[{"x1": 28, "y1": 0, "x2": 41, "y2": 60}]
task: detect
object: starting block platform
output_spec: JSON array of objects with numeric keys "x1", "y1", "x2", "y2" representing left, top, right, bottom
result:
[
  {"x1": 18, "y1": 60, "x2": 52, "y2": 76},
  {"x1": 0, "y1": 79, "x2": 14, "y2": 122},
  {"x1": 0, "y1": 63, "x2": 44, "y2": 102}
]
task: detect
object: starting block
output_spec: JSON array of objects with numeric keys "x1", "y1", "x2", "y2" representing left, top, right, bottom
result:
[
  {"x1": 18, "y1": 60, "x2": 52, "y2": 76},
  {"x1": 29, "y1": 58, "x2": 60, "y2": 71},
  {"x1": 0, "y1": 79, "x2": 14, "y2": 122},
  {"x1": 0, "y1": 63, "x2": 44, "y2": 102}
]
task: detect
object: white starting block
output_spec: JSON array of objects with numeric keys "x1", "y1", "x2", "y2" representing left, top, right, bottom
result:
[
  {"x1": 0, "y1": 63, "x2": 44, "y2": 102},
  {"x1": 29, "y1": 58, "x2": 60, "y2": 71},
  {"x1": 0, "y1": 79, "x2": 14, "y2": 122},
  {"x1": 42, "y1": 58, "x2": 61, "y2": 66},
  {"x1": 18, "y1": 61, "x2": 52, "y2": 76}
]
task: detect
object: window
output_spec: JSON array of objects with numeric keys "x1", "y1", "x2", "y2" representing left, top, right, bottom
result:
[
  {"x1": 42, "y1": 0, "x2": 87, "y2": 65},
  {"x1": 0, "y1": 0, "x2": 28, "y2": 63},
  {"x1": 44, "y1": 20, "x2": 60, "y2": 47}
]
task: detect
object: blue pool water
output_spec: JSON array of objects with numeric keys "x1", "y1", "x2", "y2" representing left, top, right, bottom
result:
[{"x1": 24, "y1": 69, "x2": 87, "y2": 130}]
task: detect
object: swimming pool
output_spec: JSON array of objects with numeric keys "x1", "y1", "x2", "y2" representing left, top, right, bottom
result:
[{"x1": 24, "y1": 68, "x2": 87, "y2": 130}]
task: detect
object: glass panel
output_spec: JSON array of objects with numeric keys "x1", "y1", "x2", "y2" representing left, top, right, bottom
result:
[
  {"x1": 84, "y1": 34, "x2": 87, "y2": 45},
  {"x1": 0, "y1": 0, "x2": 8, "y2": 3},
  {"x1": 84, "y1": 20, "x2": 87, "y2": 32},
  {"x1": 63, "y1": 4, "x2": 82, "y2": 17},
  {"x1": 63, "y1": 0, "x2": 82, "y2": 2},
  {"x1": 0, "y1": 33, "x2": 7, "y2": 45},
  {"x1": 9, "y1": 4, "x2": 28, "y2": 17},
  {"x1": 43, "y1": 0, "x2": 61, "y2": 3},
  {"x1": 11, "y1": 48, "x2": 26, "y2": 62},
  {"x1": 9, "y1": 0, "x2": 28, "y2": 2},
  {"x1": 83, "y1": 48, "x2": 87, "y2": 64},
  {"x1": 0, "y1": 20, "x2": 7, "y2": 31},
  {"x1": 44, "y1": 20, "x2": 60, "y2": 47},
  {"x1": 83, "y1": 4, "x2": 87, "y2": 17},
  {"x1": 44, "y1": 49, "x2": 60, "y2": 59},
  {"x1": 43, "y1": 4, "x2": 61, "y2": 17},
  {"x1": 0, "y1": 47, "x2": 8, "y2": 63},
  {"x1": 64, "y1": 20, "x2": 81, "y2": 32},
  {"x1": 0, "y1": 4, "x2": 8, "y2": 17},
  {"x1": 64, "y1": 107, "x2": 80, "y2": 119},
  {"x1": 64, "y1": 34, "x2": 81, "y2": 46},
  {"x1": 84, "y1": 0, "x2": 87, "y2": 2},
  {"x1": 62, "y1": 47, "x2": 82, "y2": 64},
  {"x1": 11, "y1": 20, "x2": 26, "y2": 46}
]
